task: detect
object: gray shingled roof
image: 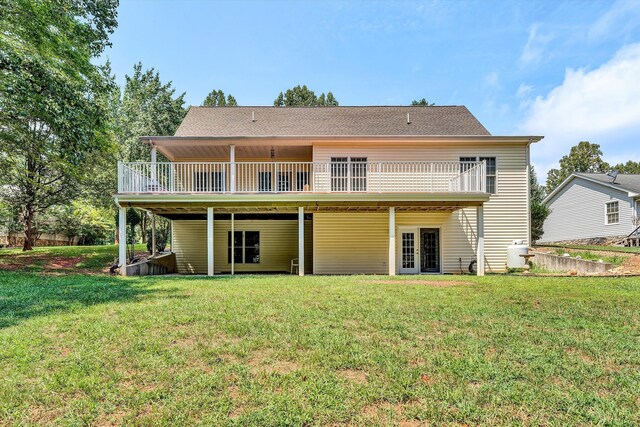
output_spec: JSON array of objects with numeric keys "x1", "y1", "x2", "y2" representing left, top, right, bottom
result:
[
  {"x1": 174, "y1": 106, "x2": 491, "y2": 137},
  {"x1": 576, "y1": 173, "x2": 640, "y2": 194}
]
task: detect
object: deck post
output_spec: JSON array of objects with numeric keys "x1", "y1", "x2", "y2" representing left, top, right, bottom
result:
[
  {"x1": 298, "y1": 207, "x2": 305, "y2": 276},
  {"x1": 230, "y1": 144, "x2": 236, "y2": 193},
  {"x1": 119, "y1": 207, "x2": 127, "y2": 276},
  {"x1": 150, "y1": 144, "x2": 157, "y2": 184},
  {"x1": 151, "y1": 213, "x2": 157, "y2": 257},
  {"x1": 207, "y1": 207, "x2": 214, "y2": 276},
  {"x1": 389, "y1": 207, "x2": 396, "y2": 275},
  {"x1": 231, "y1": 213, "x2": 235, "y2": 275},
  {"x1": 477, "y1": 205, "x2": 485, "y2": 276}
]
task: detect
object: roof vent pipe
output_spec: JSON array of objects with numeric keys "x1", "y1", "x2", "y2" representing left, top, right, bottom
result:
[
  {"x1": 252, "y1": 111, "x2": 256, "y2": 122},
  {"x1": 406, "y1": 113, "x2": 411, "y2": 124}
]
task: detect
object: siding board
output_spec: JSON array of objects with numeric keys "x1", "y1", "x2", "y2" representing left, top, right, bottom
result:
[
  {"x1": 313, "y1": 145, "x2": 528, "y2": 272},
  {"x1": 172, "y1": 219, "x2": 312, "y2": 274}
]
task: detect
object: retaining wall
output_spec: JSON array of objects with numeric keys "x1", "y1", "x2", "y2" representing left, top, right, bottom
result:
[{"x1": 532, "y1": 252, "x2": 613, "y2": 274}]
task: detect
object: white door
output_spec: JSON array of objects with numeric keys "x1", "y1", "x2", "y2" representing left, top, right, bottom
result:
[{"x1": 399, "y1": 229, "x2": 419, "y2": 274}]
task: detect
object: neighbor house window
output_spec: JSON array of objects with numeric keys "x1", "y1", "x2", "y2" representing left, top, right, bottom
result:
[
  {"x1": 605, "y1": 201, "x2": 619, "y2": 225},
  {"x1": 228, "y1": 231, "x2": 260, "y2": 264},
  {"x1": 459, "y1": 156, "x2": 497, "y2": 194}
]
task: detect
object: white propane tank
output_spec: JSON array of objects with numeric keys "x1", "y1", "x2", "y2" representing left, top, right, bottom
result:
[{"x1": 507, "y1": 240, "x2": 529, "y2": 268}]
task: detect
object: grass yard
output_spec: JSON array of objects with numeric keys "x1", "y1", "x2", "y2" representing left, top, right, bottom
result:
[
  {"x1": 0, "y1": 269, "x2": 639, "y2": 425},
  {"x1": 0, "y1": 244, "x2": 147, "y2": 274}
]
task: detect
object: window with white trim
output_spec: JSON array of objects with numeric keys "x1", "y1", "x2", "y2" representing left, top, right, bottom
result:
[
  {"x1": 605, "y1": 201, "x2": 619, "y2": 225},
  {"x1": 459, "y1": 156, "x2": 497, "y2": 194},
  {"x1": 228, "y1": 231, "x2": 260, "y2": 263}
]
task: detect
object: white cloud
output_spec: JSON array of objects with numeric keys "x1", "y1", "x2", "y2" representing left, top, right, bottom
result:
[
  {"x1": 484, "y1": 71, "x2": 500, "y2": 89},
  {"x1": 520, "y1": 24, "x2": 554, "y2": 66},
  {"x1": 588, "y1": 0, "x2": 640, "y2": 41},
  {"x1": 520, "y1": 43, "x2": 640, "y2": 178},
  {"x1": 516, "y1": 83, "x2": 533, "y2": 98}
]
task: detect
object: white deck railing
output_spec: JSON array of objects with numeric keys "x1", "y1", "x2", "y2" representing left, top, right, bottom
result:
[{"x1": 118, "y1": 161, "x2": 486, "y2": 194}]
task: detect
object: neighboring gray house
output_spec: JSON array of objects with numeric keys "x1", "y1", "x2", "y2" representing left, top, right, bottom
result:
[{"x1": 540, "y1": 173, "x2": 640, "y2": 243}]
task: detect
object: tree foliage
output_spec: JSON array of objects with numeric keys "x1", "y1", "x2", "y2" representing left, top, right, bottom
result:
[
  {"x1": 274, "y1": 85, "x2": 339, "y2": 106},
  {"x1": 612, "y1": 160, "x2": 640, "y2": 174},
  {"x1": 546, "y1": 141, "x2": 610, "y2": 193},
  {"x1": 43, "y1": 200, "x2": 113, "y2": 245},
  {"x1": 530, "y1": 166, "x2": 550, "y2": 242},
  {"x1": 411, "y1": 98, "x2": 435, "y2": 106},
  {"x1": 202, "y1": 89, "x2": 237, "y2": 107},
  {"x1": 115, "y1": 63, "x2": 186, "y2": 163},
  {"x1": 0, "y1": 0, "x2": 119, "y2": 250}
]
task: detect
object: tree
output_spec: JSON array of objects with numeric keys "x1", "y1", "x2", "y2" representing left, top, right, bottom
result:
[
  {"x1": 0, "y1": 0, "x2": 118, "y2": 250},
  {"x1": 411, "y1": 98, "x2": 435, "y2": 106},
  {"x1": 145, "y1": 214, "x2": 171, "y2": 253},
  {"x1": 530, "y1": 166, "x2": 550, "y2": 242},
  {"x1": 273, "y1": 85, "x2": 339, "y2": 106},
  {"x1": 116, "y1": 63, "x2": 186, "y2": 163},
  {"x1": 202, "y1": 89, "x2": 237, "y2": 106},
  {"x1": 112, "y1": 63, "x2": 186, "y2": 242},
  {"x1": 545, "y1": 141, "x2": 610, "y2": 193},
  {"x1": 612, "y1": 160, "x2": 640, "y2": 174}
]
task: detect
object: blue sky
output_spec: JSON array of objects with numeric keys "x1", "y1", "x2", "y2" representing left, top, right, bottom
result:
[{"x1": 104, "y1": 0, "x2": 640, "y2": 178}]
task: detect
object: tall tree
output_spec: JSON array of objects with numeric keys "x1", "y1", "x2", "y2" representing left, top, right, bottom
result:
[
  {"x1": 612, "y1": 160, "x2": 640, "y2": 174},
  {"x1": 112, "y1": 63, "x2": 186, "y2": 241},
  {"x1": 274, "y1": 85, "x2": 339, "y2": 106},
  {"x1": 411, "y1": 98, "x2": 435, "y2": 106},
  {"x1": 0, "y1": 0, "x2": 119, "y2": 250},
  {"x1": 116, "y1": 63, "x2": 186, "y2": 163},
  {"x1": 546, "y1": 141, "x2": 610, "y2": 193},
  {"x1": 530, "y1": 166, "x2": 550, "y2": 242},
  {"x1": 202, "y1": 89, "x2": 237, "y2": 106}
]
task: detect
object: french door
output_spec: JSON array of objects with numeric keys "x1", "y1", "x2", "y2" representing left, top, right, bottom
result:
[
  {"x1": 399, "y1": 229, "x2": 419, "y2": 274},
  {"x1": 398, "y1": 227, "x2": 441, "y2": 274}
]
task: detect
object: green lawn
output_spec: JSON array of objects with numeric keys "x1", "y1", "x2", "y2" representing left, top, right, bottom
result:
[
  {"x1": 0, "y1": 244, "x2": 147, "y2": 273},
  {"x1": 0, "y1": 271, "x2": 639, "y2": 425}
]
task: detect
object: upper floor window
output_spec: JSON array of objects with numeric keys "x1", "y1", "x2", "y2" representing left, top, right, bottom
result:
[
  {"x1": 331, "y1": 157, "x2": 368, "y2": 192},
  {"x1": 605, "y1": 201, "x2": 619, "y2": 225},
  {"x1": 459, "y1": 156, "x2": 496, "y2": 194}
]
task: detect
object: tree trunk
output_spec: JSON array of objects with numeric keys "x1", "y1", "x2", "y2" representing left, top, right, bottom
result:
[
  {"x1": 115, "y1": 226, "x2": 120, "y2": 244},
  {"x1": 140, "y1": 213, "x2": 147, "y2": 243},
  {"x1": 22, "y1": 205, "x2": 35, "y2": 251}
]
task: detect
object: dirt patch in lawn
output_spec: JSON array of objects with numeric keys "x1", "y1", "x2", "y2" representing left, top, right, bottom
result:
[
  {"x1": 0, "y1": 253, "x2": 97, "y2": 273},
  {"x1": 367, "y1": 279, "x2": 473, "y2": 287},
  {"x1": 612, "y1": 254, "x2": 640, "y2": 275},
  {"x1": 248, "y1": 349, "x2": 300, "y2": 375},
  {"x1": 337, "y1": 369, "x2": 368, "y2": 384}
]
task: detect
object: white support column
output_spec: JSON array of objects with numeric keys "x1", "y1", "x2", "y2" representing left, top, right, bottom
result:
[
  {"x1": 388, "y1": 207, "x2": 396, "y2": 276},
  {"x1": 207, "y1": 207, "x2": 214, "y2": 276},
  {"x1": 230, "y1": 144, "x2": 236, "y2": 193},
  {"x1": 151, "y1": 144, "x2": 157, "y2": 183},
  {"x1": 151, "y1": 213, "x2": 157, "y2": 257},
  {"x1": 119, "y1": 207, "x2": 127, "y2": 276},
  {"x1": 477, "y1": 205, "x2": 485, "y2": 276},
  {"x1": 231, "y1": 213, "x2": 235, "y2": 275},
  {"x1": 298, "y1": 207, "x2": 305, "y2": 276}
]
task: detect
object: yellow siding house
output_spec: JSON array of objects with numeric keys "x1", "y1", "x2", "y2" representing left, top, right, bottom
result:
[{"x1": 114, "y1": 106, "x2": 542, "y2": 276}]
